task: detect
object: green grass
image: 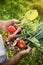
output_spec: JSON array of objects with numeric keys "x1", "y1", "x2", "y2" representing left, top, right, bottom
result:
[{"x1": 0, "y1": 0, "x2": 43, "y2": 20}]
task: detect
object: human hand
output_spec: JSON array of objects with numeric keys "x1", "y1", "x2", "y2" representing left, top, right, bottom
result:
[
  {"x1": 2, "y1": 19, "x2": 20, "y2": 32},
  {"x1": 19, "y1": 46, "x2": 31, "y2": 57}
]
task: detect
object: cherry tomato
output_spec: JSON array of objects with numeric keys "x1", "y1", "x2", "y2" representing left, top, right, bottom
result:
[
  {"x1": 17, "y1": 40, "x2": 26, "y2": 49},
  {"x1": 7, "y1": 25, "x2": 16, "y2": 34}
]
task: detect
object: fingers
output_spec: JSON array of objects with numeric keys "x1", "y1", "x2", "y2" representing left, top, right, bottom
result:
[
  {"x1": 27, "y1": 46, "x2": 32, "y2": 53},
  {"x1": 16, "y1": 38, "x2": 20, "y2": 41},
  {"x1": 4, "y1": 19, "x2": 20, "y2": 32},
  {"x1": 8, "y1": 27, "x2": 21, "y2": 40},
  {"x1": 13, "y1": 27, "x2": 22, "y2": 35},
  {"x1": 7, "y1": 19, "x2": 20, "y2": 26},
  {"x1": 20, "y1": 46, "x2": 31, "y2": 56},
  {"x1": 11, "y1": 19, "x2": 20, "y2": 24},
  {"x1": 28, "y1": 46, "x2": 31, "y2": 49}
]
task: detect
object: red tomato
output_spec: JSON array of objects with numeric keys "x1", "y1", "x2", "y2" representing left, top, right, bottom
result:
[
  {"x1": 17, "y1": 40, "x2": 26, "y2": 49},
  {"x1": 7, "y1": 25, "x2": 16, "y2": 34}
]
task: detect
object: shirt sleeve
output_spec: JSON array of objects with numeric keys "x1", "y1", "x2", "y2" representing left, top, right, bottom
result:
[
  {"x1": 0, "y1": 35, "x2": 7, "y2": 64},
  {"x1": 0, "y1": 55, "x2": 7, "y2": 64}
]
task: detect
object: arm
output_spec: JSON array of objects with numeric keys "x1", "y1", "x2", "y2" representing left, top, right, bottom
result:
[
  {"x1": 1, "y1": 52, "x2": 21, "y2": 65},
  {"x1": 1, "y1": 46, "x2": 31, "y2": 65}
]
